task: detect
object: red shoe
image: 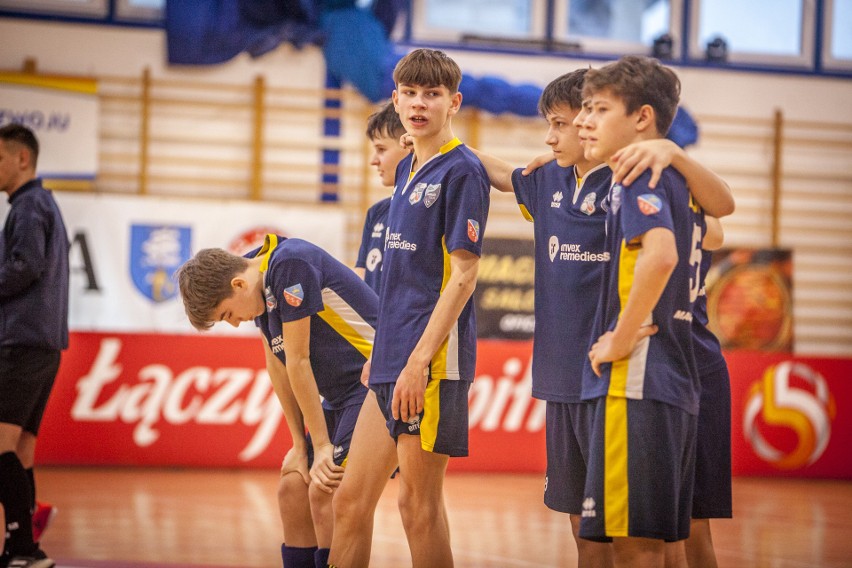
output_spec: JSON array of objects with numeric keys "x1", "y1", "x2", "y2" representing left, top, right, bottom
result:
[{"x1": 31, "y1": 501, "x2": 57, "y2": 543}]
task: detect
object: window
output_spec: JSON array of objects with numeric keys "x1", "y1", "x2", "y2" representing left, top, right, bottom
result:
[
  {"x1": 114, "y1": 0, "x2": 163, "y2": 22},
  {"x1": 0, "y1": 0, "x2": 107, "y2": 17},
  {"x1": 689, "y1": 0, "x2": 815, "y2": 67},
  {"x1": 824, "y1": 0, "x2": 852, "y2": 70},
  {"x1": 553, "y1": 0, "x2": 680, "y2": 57},
  {"x1": 411, "y1": 0, "x2": 546, "y2": 44}
]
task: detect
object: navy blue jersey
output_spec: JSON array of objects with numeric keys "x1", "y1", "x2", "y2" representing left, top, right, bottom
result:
[
  {"x1": 249, "y1": 235, "x2": 377, "y2": 409},
  {"x1": 370, "y1": 139, "x2": 490, "y2": 384},
  {"x1": 512, "y1": 162, "x2": 610, "y2": 402},
  {"x1": 582, "y1": 168, "x2": 704, "y2": 415},
  {"x1": 693, "y1": 251, "x2": 727, "y2": 373},
  {"x1": 355, "y1": 197, "x2": 390, "y2": 295}
]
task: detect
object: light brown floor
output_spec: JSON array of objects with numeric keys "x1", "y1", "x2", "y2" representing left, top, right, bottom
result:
[{"x1": 32, "y1": 467, "x2": 852, "y2": 567}]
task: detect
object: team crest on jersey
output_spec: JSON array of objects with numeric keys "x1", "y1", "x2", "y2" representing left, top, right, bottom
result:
[
  {"x1": 551, "y1": 191, "x2": 564, "y2": 208},
  {"x1": 637, "y1": 194, "x2": 662, "y2": 215},
  {"x1": 371, "y1": 222, "x2": 384, "y2": 238},
  {"x1": 423, "y1": 184, "x2": 441, "y2": 208},
  {"x1": 264, "y1": 286, "x2": 277, "y2": 310},
  {"x1": 581, "y1": 192, "x2": 597, "y2": 215},
  {"x1": 467, "y1": 219, "x2": 480, "y2": 243},
  {"x1": 129, "y1": 224, "x2": 191, "y2": 303},
  {"x1": 610, "y1": 184, "x2": 623, "y2": 214},
  {"x1": 409, "y1": 182, "x2": 426, "y2": 205},
  {"x1": 283, "y1": 284, "x2": 304, "y2": 307}
]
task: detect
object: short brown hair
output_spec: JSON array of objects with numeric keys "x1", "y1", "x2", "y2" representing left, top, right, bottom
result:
[
  {"x1": 393, "y1": 48, "x2": 462, "y2": 93},
  {"x1": 176, "y1": 248, "x2": 248, "y2": 330},
  {"x1": 366, "y1": 100, "x2": 405, "y2": 140},
  {"x1": 0, "y1": 123, "x2": 39, "y2": 169},
  {"x1": 583, "y1": 55, "x2": 681, "y2": 136},
  {"x1": 538, "y1": 68, "x2": 589, "y2": 117}
]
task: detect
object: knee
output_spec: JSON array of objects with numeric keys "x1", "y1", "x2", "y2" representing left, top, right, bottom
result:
[
  {"x1": 331, "y1": 479, "x2": 366, "y2": 523},
  {"x1": 397, "y1": 486, "x2": 439, "y2": 530},
  {"x1": 277, "y1": 472, "x2": 307, "y2": 512}
]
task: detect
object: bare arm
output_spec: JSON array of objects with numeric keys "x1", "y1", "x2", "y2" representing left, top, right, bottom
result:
[
  {"x1": 611, "y1": 139, "x2": 735, "y2": 218},
  {"x1": 703, "y1": 216, "x2": 724, "y2": 251},
  {"x1": 354, "y1": 266, "x2": 366, "y2": 280},
  {"x1": 282, "y1": 317, "x2": 344, "y2": 493},
  {"x1": 392, "y1": 249, "x2": 479, "y2": 421},
  {"x1": 263, "y1": 339, "x2": 310, "y2": 484},
  {"x1": 468, "y1": 147, "x2": 516, "y2": 193},
  {"x1": 590, "y1": 228, "x2": 675, "y2": 376}
]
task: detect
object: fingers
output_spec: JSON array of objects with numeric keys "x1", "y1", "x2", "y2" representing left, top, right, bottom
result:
[{"x1": 637, "y1": 324, "x2": 659, "y2": 340}]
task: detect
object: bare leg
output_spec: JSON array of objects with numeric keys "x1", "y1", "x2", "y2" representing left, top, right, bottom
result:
[
  {"x1": 396, "y1": 435, "x2": 452, "y2": 568},
  {"x1": 570, "y1": 514, "x2": 613, "y2": 568},
  {"x1": 664, "y1": 540, "x2": 688, "y2": 568},
  {"x1": 278, "y1": 471, "x2": 316, "y2": 547},
  {"x1": 684, "y1": 519, "x2": 718, "y2": 568},
  {"x1": 308, "y1": 482, "x2": 334, "y2": 549},
  {"x1": 612, "y1": 536, "x2": 665, "y2": 568},
  {"x1": 328, "y1": 391, "x2": 398, "y2": 567}
]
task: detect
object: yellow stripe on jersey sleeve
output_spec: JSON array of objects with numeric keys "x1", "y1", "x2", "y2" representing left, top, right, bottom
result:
[
  {"x1": 317, "y1": 288, "x2": 375, "y2": 359},
  {"x1": 256, "y1": 234, "x2": 279, "y2": 272},
  {"x1": 518, "y1": 203, "x2": 534, "y2": 222},
  {"x1": 430, "y1": 238, "x2": 460, "y2": 379}
]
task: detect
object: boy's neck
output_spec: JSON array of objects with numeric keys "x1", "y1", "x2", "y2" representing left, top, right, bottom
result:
[
  {"x1": 574, "y1": 158, "x2": 604, "y2": 179},
  {"x1": 412, "y1": 127, "x2": 456, "y2": 168}
]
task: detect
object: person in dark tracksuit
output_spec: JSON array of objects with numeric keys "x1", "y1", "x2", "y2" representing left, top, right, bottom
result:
[{"x1": 0, "y1": 123, "x2": 69, "y2": 568}]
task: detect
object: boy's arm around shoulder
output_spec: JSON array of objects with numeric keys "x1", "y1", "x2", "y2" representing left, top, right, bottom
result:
[{"x1": 468, "y1": 146, "x2": 515, "y2": 193}]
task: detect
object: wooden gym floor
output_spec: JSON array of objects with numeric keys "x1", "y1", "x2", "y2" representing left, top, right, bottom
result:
[{"x1": 32, "y1": 466, "x2": 852, "y2": 567}]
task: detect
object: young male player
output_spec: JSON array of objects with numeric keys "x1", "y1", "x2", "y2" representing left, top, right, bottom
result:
[
  {"x1": 473, "y1": 68, "x2": 733, "y2": 567},
  {"x1": 335, "y1": 48, "x2": 490, "y2": 568},
  {"x1": 579, "y1": 55, "x2": 707, "y2": 566},
  {"x1": 355, "y1": 101, "x2": 409, "y2": 294},
  {"x1": 177, "y1": 234, "x2": 395, "y2": 568}
]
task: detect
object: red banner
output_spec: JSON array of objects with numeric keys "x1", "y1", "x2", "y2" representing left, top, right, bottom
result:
[{"x1": 36, "y1": 334, "x2": 851, "y2": 478}]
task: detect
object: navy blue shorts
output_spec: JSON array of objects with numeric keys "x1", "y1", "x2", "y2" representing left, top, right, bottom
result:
[
  {"x1": 371, "y1": 378, "x2": 470, "y2": 457},
  {"x1": 580, "y1": 396, "x2": 697, "y2": 543},
  {"x1": 306, "y1": 403, "x2": 361, "y2": 468},
  {"x1": 0, "y1": 346, "x2": 61, "y2": 435},
  {"x1": 544, "y1": 400, "x2": 595, "y2": 515},
  {"x1": 693, "y1": 364, "x2": 733, "y2": 519}
]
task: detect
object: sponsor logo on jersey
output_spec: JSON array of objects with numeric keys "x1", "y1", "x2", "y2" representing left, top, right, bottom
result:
[
  {"x1": 468, "y1": 219, "x2": 480, "y2": 243},
  {"x1": 581, "y1": 497, "x2": 597, "y2": 518},
  {"x1": 551, "y1": 191, "x2": 564, "y2": 208},
  {"x1": 387, "y1": 232, "x2": 417, "y2": 251},
  {"x1": 129, "y1": 224, "x2": 191, "y2": 303},
  {"x1": 548, "y1": 235, "x2": 610, "y2": 263},
  {"x1": 409, "y1": 182, "x2": 426, "y2": 205},
  {"x1": 283, "y1": 284, "x2": 304, "y2": 307},
  {"x1": 638, "y1": 193, "x2": 662, "y2": 216},
  {"x1": 423, "y1": 183, "x2": 441, "y2": 208},
  {"x1": 264, "y1": 286, "x2": 277, "y2": 311},
  {"x1": 581, "y1": 192, "x2": 597, "y2": 215},
  {"x1": 674, "y1": 309, "x2": 693, "y2": 322},
  {"x1": 371, "y1": 222, "x2": 384, "y2": 238}
]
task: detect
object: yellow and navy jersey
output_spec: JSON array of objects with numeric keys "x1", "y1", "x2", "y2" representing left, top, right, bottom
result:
[
  {"x1": 249, "y1": 235, "x2": 378, "y2": 410},
  {"x1": 355, "y1": 197, "x2": 391, "y2": 295},
  {"x1": 692, "y1": 252, "x2": 726, "y2": 374},
  {"x1": 512, "y1": 161, "x2": 610, "y2": 403},
  {"x1": 583, "y1": 168, "x2": 704, "y2": 415},
  {"x1": 370, "y1": 138, "x2": 490, "y2": 384}
]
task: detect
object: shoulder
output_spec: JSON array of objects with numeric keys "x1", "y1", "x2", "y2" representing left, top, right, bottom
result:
[{"x1": 368, "y1": 197, "x2": 392, "y2": 215}]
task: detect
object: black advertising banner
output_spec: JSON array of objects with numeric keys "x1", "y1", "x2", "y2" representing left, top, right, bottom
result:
[
  {"x1": 474, "y1": 237, "x2": 535, "y2": 340},
  {"x1": 707, "y1": 248, "x2": 794, "y2": 352}
]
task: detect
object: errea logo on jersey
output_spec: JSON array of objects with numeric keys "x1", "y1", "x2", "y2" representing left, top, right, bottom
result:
[
  {"x1": 551, "y1": 191, "x2": 564, "y2": 208},
  {"x1": 582, "y1": 497, "x2": 597, "y2": 518},
  {"x1": 371, "y1": 222, "x2": 384, "y2": 238}
]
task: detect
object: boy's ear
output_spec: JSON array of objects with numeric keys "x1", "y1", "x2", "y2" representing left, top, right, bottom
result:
[
  {"x1": 635, "y1": 104, "x2": 656, "y2": 133},
  {"x1": 391, "y1": 89, "x2": 399, "y2": 111},
  {"x1": 230, "y1": 276, "x2": 247, "y2": 292},
  {"x1": 448, "y1": 91, "x2": 463, "y2": 116}
]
